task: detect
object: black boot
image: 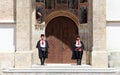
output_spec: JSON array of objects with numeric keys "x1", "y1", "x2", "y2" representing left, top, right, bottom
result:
[
  {"x1": 40, "y1": 57, "x2": 44, "y2": 65},
  {"x1": 79, "y1": 60, "x2": 81, "y2": 65},
  {"x1": 77, "y1": 59, "x2": 79, "y2": 65},
  {"x1": 77, "y1": 59, "x2": 81, "y2": 65},
  {"x1": 42, "y1": 57, "x2": 45, "y2": 65}
]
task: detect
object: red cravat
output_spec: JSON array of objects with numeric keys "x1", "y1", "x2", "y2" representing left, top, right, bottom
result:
[
  {"x1": 42, "y1": 40, "x2": 44, "y2": 45},
  {"x1": 78, "y1": 40, "x2": 80, "y2": 45}
]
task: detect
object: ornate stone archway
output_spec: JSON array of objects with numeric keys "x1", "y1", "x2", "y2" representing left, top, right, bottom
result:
[
  {"x1": 45, "y1": 16, "x2": 79, "y2": 63},
  {"x1": 44, "y1": 11, "x2": 80, "y2": 63},
  {"x1": 45, "y1": 10, "x2": 80, "y2": 26}
]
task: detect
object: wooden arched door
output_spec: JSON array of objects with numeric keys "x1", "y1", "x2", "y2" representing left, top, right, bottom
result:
[{"x1": 45, "y1": 16, "x2": 78, "y2": 63}]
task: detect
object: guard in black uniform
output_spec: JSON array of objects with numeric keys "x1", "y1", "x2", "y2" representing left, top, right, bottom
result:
[
  {"x1": 72, "y1": 35, "x2": 84, "y2": 65},
  {"x1": 36, "y1": 34, "x2": 49, "y2": 65}
]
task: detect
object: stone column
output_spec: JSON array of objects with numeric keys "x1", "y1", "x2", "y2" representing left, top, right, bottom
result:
[
  {"x1": 92, "y1": 0, "x2": 108, "y2": 68},
  {"x1": 15, "y1": 0, "x2": 32, "y2": 68}
]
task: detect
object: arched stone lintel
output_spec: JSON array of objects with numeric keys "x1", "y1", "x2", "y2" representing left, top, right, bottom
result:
[{"x1": 45, "y1": 10, "x2": 80, "y2": 26}]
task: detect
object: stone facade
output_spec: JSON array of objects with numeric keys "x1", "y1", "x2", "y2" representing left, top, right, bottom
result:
[
  {"x1": 0, "y1": 0, "x2": 109, "y2": 69},
  {"x1": 0, "y1": 0, "x2": 15, "y2": 22},
  {"x1": 0, "y1": 52, "x2": 14, "y2": 69},
  {"x1": 92, "y1": 0, "x2": 108, "y2": 68},
  {"x1": 15, "y1": 0, "x2": 32, "y2": 68},
  {"x1": 0, "y1": 0, "x2": 120, "y2": 75},
  {"x1": 2, "y1": 0, "x2": 120, "y2": 75}
]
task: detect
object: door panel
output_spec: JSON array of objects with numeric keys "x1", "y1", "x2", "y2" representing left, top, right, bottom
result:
[
  {"x1": 45, "y1": 20, "x2": 63, "y2": 63},
  {"x1": 45, "y1": 16, "x2": 78, "y2": 63},
  {"x1": 62, "y1": 20, "x2": 78, "y2": 63}
]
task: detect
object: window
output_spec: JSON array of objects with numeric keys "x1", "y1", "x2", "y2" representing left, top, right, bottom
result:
[
  {"x1": 80, "y1": 0, "x2": 88, "y2": 3},
  {"x1": 36, "y1": 0, "x2": 45, "y2": 3},
  {"x1": 79, "y1": 0, "x2": 88, "y2": 24},
  {"x1": 45, "y1": 0, "x2": 55, "y2": 9},
  {"x1": 57, "y1": 0, "x2": 67, "y2": 4},
  {"x1": 69, "y1": 0, "x2": 78, "y2": 9},
  {"x1": 80, "y1": 6, "x2": 88, "y2": 24}
]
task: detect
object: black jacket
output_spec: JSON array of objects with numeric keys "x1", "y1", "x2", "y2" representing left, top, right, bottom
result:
[
  {"x1": 36, "y1": 40, "x2": 49, "y2": 58},
  {"x1": 72, "y1": 41, "x2": 84, "y2": 51},
  {"x1": 71, "y1": 41, "x2": 84, "y2": 59}
]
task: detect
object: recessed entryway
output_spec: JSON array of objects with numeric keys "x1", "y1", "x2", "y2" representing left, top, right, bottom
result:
[{"x1": 45, "y1": 16, "x2": 78, "y2": 63}]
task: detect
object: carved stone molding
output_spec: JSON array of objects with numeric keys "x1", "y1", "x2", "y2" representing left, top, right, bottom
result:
[{"x1": 45, "y1": 10, "x2": 80, "y2": 26}]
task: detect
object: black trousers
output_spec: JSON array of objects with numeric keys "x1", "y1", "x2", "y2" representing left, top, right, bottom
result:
[
  {"x1": 40, "y1": 57, "x2": 45, "y2": 65},
  {"x1": 76, "y1": 51, "x2": 83, "y2": 65},
  {"x1": 39, "y1": 51, "x2": 46, "y2": 65}
]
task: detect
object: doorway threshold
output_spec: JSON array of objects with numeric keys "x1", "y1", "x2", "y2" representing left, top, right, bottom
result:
[
  {"x1": 46, "y1": 63, "x2": 72, "y2": 66},
  {"x1": 32, "y1": 63, "x2": 91, "y2": 68}
]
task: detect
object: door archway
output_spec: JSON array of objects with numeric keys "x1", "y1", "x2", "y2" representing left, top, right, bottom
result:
[{"x1": 45, "y1": 16, "x2": 78, "y2": 63}]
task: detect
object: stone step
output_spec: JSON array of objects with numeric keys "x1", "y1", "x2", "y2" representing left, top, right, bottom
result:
[
  {"x1": 32, "y1": 64, "x2": 91, "y2": 69},
  {"x1": 2, "y1": 68, "x2": 116, "y2": 73},
  {"x1": 2, "y1": 64, "x2": 117, "y2": 75}
]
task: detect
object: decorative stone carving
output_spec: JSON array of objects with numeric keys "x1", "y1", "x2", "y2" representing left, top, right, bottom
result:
[
  {"x1": 36, "y1": 6, "x2": 44, "y2": 24},
  {"x1": 35, "y1": 22, "x2": 45, "y2": 30}
]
